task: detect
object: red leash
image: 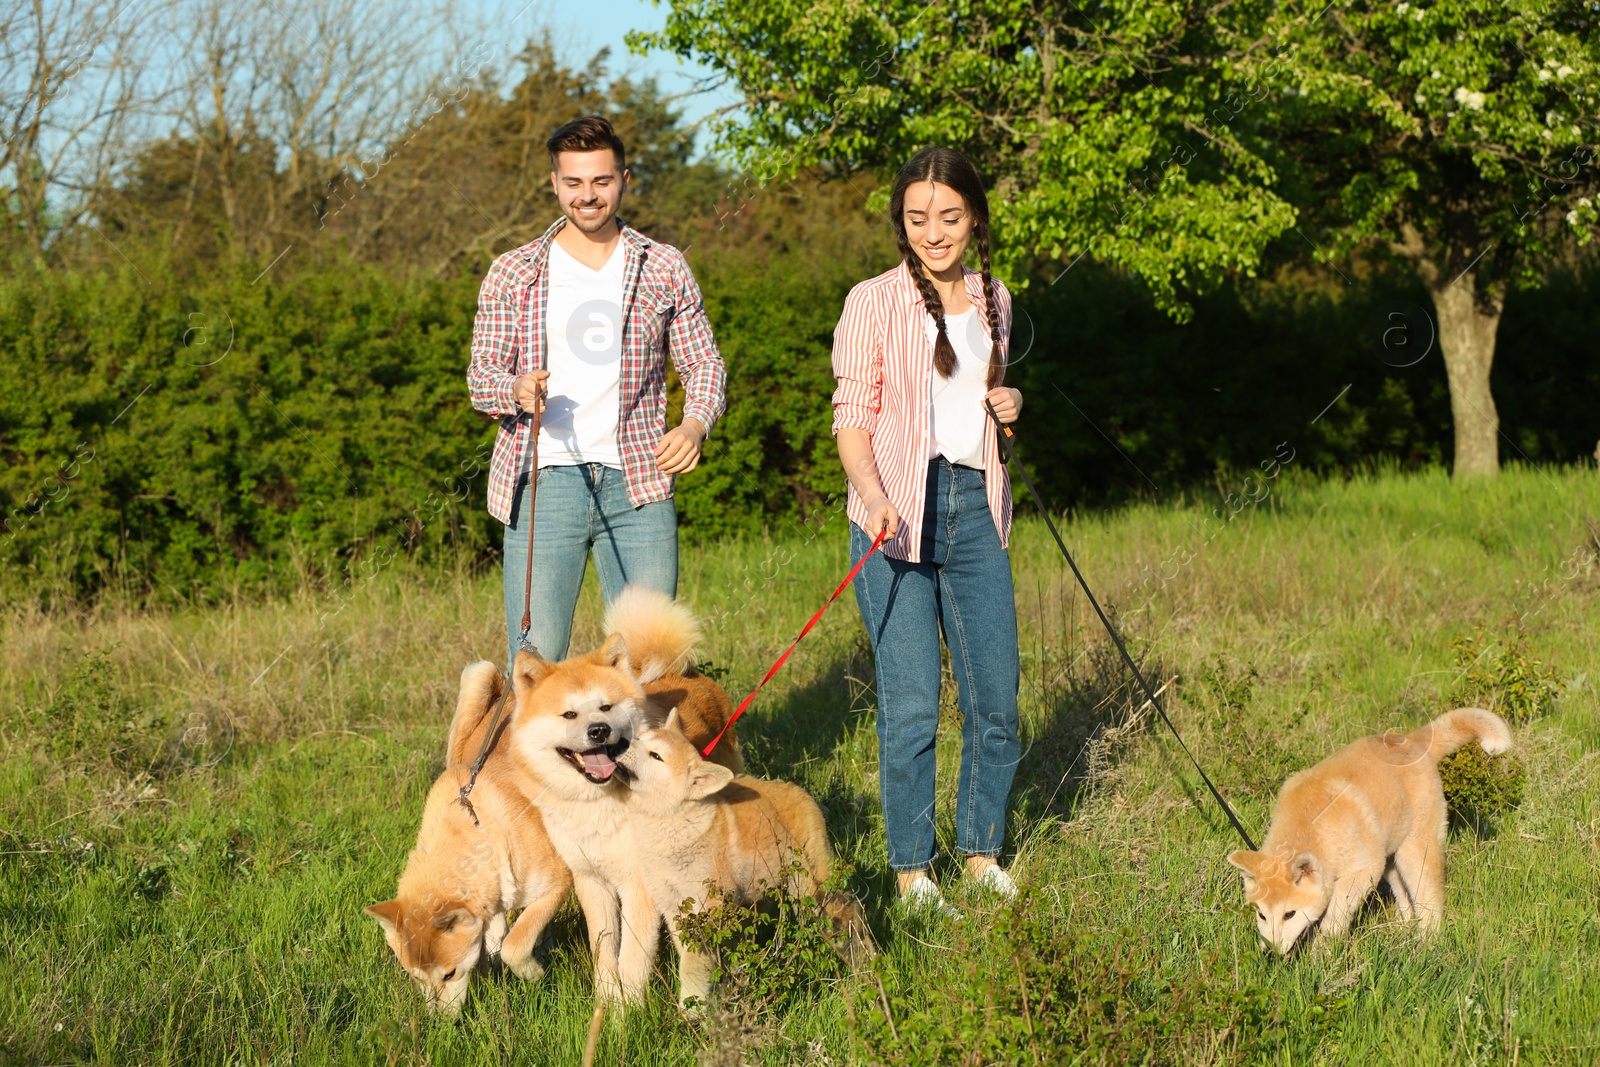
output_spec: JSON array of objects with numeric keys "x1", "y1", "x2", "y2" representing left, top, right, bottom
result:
[{"x1": 700, "y1": 526, "x2": 889, "y2": 758}]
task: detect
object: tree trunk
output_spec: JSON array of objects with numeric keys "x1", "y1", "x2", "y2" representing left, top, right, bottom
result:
[{"x1": 1429, "y1": 272, "x2": 1504, "y2": 478}]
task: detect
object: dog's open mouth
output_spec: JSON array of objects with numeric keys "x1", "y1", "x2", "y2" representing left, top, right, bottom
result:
[{"x1": 558, "y1": 740, "x2": 631, "y2": 784}]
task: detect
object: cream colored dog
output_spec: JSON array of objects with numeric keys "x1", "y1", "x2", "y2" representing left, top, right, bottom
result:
[
  {"x1": 504, "y1": 586, "x2": 743, "y2": 1007},
  {"x1": 1229, "y1": 707, "x2": 1512, "y2": 954},
  {"x1": 365, "y1": 662, "x2": 571, "y2": 1015},
  {"x1": 615, "y1": 711, "x2": 871, "y2": 1006}
]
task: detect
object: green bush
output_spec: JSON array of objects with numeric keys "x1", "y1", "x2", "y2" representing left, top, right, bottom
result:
[
  {"x1": 1438, "y1": 743, "x2": 1526, "y2": 829},
  {"x1": 673, "y1": 860, "x2": 856, "y2": 1022},
  {"x1": 6, "y1": 241, "x2": 1599, "y2": 608},
  {"x1": 850, "y1": 898, "x2": 1292, "y2": 1066},
  {"x1": 0, "y1": 260, "x2": 498, "y2": 607},
  {"x1": 0, "y1": 222, "x2": 882, "y2": 605},
  {"x1": 12, "y1": 648, "x2": 167, "y2": 775},
  {"x1": 1448, "y1": 619, "x2": 1565, "y2": 724}
]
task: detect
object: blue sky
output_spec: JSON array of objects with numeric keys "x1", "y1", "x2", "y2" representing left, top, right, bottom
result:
[{"x1": 460, "y1": 0, "x2": 739, "y2": 150}]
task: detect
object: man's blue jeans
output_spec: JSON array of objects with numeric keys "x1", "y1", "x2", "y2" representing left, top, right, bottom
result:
[
  {"x1": 502, "y1": 464, "x2": 677, "y2": 666},
  {"x1": 850, "y1": 458, "x2": 1022, "y2": 871}
]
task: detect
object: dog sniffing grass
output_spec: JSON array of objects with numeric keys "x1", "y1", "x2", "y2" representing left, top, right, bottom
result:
[
  {"x1": 1229, "y1": 707, "x2": 1513, "y2": 954},
  {"x1": 2, "y1": 464, "x2": 1597, "y2": 1064}
]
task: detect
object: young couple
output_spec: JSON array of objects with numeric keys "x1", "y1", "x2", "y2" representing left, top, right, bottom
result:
[{"x1": 466, "y1": 116, "x2": 1025, "y2": 915}]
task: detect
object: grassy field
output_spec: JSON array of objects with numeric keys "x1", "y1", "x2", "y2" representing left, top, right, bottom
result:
[{"x1": 2, "y1": 463, "x2": 1598, "y2": 1065}]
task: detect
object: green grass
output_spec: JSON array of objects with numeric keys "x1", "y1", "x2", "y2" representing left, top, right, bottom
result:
[{"x1": 2, "y1": 463, "x2": 1598, "y2": 1065}]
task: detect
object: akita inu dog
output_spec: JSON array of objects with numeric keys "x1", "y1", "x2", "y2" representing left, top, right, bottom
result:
[
  {"x1": 505, "y1": 586, "x2": 743, "y2": 1006},
  {"x1": 365, "y1": 661, "x2": 572, "y2": 1015},
  {"x1": 1228, "y1": 706, "x2": 1512, "y2": 954},
  {"x1": 616, "y1": 710, "x2": 872, "y2": 1006}
]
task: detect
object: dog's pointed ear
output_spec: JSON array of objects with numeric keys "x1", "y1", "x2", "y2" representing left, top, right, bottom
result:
[
  {"x1": 1227, "y1": 850, "x2": 1261, "y2": 882},
  {"x1": 432, "y1": 905, "x2": 476, "y2": 933},
  {"x1": 664, "y1": 706, "x2": 682, "y2": 732},
  {"x1": 512, "y1": 648, "x2": 556, "y2": 695},
  {"x1": 597, "y1": 632, "x2": 631, "y2": 672},
  {"x1": 686, "y1": 760, "x2": 735, "y2": 800},
  {"x1": 1290, "y1": 852, "x2": 1321, "y2": 885},
  {"x1": 364, "y1": 900, "x2": 403, "y2": 934}
]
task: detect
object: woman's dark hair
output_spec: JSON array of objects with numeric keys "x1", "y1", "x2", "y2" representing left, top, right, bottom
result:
[
  {"x1": 547, "y1": 114, "x2": 626, "y2": 170},
  {"x1": 889, "y1": 147, "x2": 1004, "y2": 388}
]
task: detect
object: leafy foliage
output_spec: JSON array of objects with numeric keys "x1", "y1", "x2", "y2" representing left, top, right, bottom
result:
[
  {"x1": 0, "y1": 259, "x2": 498, "y2": 607},
  {"x1": 1266, "y1": 0, "x2": 1600, "y2": 281},
  {"x1": 1447, "y1": 618, "x2": 1565, "y2": 724},
  {"x1": 673, "y1": 859, "x2": 860, "y2": 1062},
  {"x1": 673, "y1": 861, "x2": 855, "y2": 1019},
  {"x1": 13, "y1": 647, "x2": 167, "y2": 775},
  {"x1": 1438, "y1": 741, "x2": 1526, "y2": 828},
  {"x1": 637, "y1": 0, "x2": 1299, "y2": 315},
  {"x1": 638, "y1": 0, "x2": 1600, "y2": 475},
  {"x1": 850, "y1": 897, "x2": 1301, "y2": 1065}
]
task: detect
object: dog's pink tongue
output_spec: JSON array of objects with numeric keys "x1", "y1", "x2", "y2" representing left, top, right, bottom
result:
[{"x1": 582, "y1": 750, "x2": 617, "y2": 779}]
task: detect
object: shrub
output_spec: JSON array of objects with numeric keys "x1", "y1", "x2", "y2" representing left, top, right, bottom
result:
[
  {"x1": 674, "y1": 860, "x2": 860, "y2": 1062},
  {"x1": 849, "y1": 898, "x2": 1287, "y2": 1066},
  {"x1": 1448, "y1": 619, "x2": 1564, "y2": 724},
  {"x1": 1438, "y1": 742, "x2": 1526, "y2": 830},
  {"x1": 11, "y1": 646, "x2": 233, "y2": 779}
]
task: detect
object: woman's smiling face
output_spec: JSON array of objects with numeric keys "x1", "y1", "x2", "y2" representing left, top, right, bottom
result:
[{"x1": 900, "y1": 180, "x2": 973, "y2": 275}]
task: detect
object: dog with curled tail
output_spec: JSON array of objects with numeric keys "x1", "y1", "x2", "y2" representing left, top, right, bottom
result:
[{"x1": 1228, "y1": 707, "x2": 1511, "y2": 954}]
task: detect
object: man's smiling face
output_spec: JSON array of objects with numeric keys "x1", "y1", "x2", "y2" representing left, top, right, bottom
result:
[{"x1": 551, "y1": 149, "x2": 628, "y2": 234}]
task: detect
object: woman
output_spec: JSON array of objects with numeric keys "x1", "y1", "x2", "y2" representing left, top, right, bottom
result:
[{"x1": 832, "y1": 147, "x2": 1024, "y2": 914}]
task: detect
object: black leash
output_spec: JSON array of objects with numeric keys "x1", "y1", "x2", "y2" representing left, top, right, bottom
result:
[
  {"x1": 985, "y1": 400, "x2": 1257, "y2": 852},
  {"x1": 459, "y1": 390, "x2": 544, "y2": 822}
]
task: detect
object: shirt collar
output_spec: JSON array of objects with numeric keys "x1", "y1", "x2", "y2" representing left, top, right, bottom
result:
[
  {"x1": 520, "y1": 215, "x2": 650, "y2": 272},
  {"x1": 896, "y1": 259, "x2": 985, "y2": 310}
]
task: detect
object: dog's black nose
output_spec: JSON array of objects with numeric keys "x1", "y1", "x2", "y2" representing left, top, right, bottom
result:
[{"x1": 586, "y1": 723, "x2": 611, "y2": 745}]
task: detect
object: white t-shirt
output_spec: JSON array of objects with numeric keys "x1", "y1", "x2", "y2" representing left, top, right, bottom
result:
[
  {"x1": 926, "y1": 307, "x2": 992, "y2": 468},
  {"x1": 531, "y1": 240, "x2": 626, "y2": 470}
]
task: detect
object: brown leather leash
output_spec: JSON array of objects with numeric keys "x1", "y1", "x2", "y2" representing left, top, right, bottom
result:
[{"x1": 458, "y1": 387, "x2": 542, "y2": 820}]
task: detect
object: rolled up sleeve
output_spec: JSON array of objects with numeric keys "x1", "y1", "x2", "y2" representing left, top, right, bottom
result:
[
  {"x1": 664, "y1": 255, "x2": 726, "y2": 436},
  {"x1": 467, "y1": 259, "x2": 522, "y2": 419},
  {"x1": 830, "y1": 282, "x2": 882, "y2": 436}
]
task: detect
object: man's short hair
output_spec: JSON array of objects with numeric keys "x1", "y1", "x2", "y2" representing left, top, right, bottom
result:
[{"x1": 547, "y1": 115, "x2": 626, "y2": 170}]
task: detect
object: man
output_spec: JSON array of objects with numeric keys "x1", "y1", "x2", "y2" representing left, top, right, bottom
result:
[{"x1": 467, "y1": 114, "x2": 725, "y2": 665}]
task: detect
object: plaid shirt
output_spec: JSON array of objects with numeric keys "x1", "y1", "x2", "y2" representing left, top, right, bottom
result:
[{"x1": 467, "y1": 217, "x2": 726, "y2": 523}]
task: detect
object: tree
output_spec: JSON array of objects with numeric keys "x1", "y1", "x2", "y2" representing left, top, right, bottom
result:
[
  {"x1": 634, "y1": 0, "x2": 1302, "y2": 317},
  {"x1": 640, "y1": 0, "x2": 1599, "y2": 478},
  {"x1": 318, "y1": 40, "x2": 718, "y2": 275},
  {"x1": 0, "y1": 0, "x2": 177, "y2": 260},
  {"x1": 89, "y1": 0, "x2": 463, "y2": 269},
  {"x1": 1264, "y1": 0, "x2": 1599, "y2": 477}
]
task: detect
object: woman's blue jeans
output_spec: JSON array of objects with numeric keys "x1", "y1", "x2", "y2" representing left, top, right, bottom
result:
[
  {"x1": 850, "y1": 458, "x2": 1022, "y2": 871},
  {"x1": 502, "y1": 464, "x2": 677, "y2": 666}
]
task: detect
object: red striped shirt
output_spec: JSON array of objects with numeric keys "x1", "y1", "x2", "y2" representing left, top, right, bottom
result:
[{"x1": 831, "y1": 261, "x2": 1014, "y2": 562}]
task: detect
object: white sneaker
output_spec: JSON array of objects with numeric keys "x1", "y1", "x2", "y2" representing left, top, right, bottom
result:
[
  {"x1": 897, "y1": 875, "x2": 963, "y2": 921},
  {"x1": 972, "y1": 864, "x2": 1019, "y2": 900}
]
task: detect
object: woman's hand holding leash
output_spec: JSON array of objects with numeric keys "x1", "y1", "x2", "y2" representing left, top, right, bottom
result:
[
  {"x1": 864, "y1": 495, "x2": 900, "y2": 538},
  {"x1": 984, "y1": 386, "x2": 1023, "y2": 424},
  {"x1": 836, "y1": 428, "x2": 898, "y2": 537}
]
